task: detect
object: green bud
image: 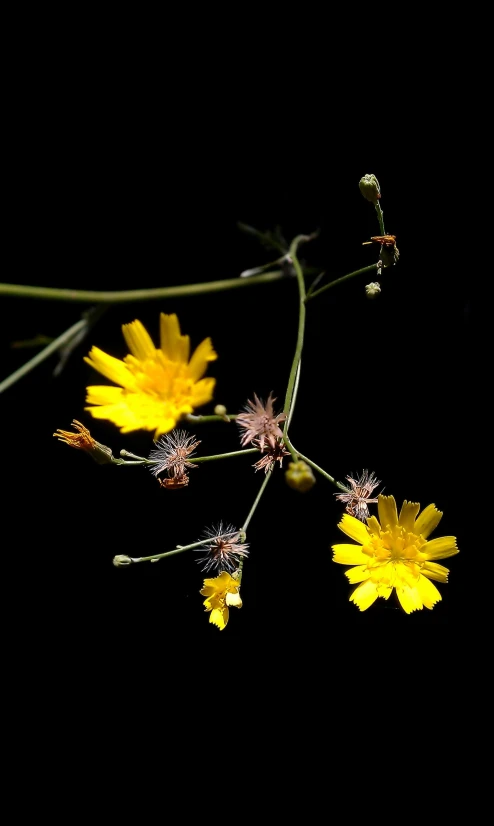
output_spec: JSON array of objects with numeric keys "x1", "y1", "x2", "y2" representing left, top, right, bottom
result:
[
  {"x1": 285, "y1": 460, "x2": 316, "y2": 493},
  {"x1": 113, "y1": 555, "x2": 132, "y2": 567},
  {"x1": 359, "y1": 174, "x2": 381, "y2": 204}
]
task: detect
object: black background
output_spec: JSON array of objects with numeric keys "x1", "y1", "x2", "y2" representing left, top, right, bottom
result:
[{"x1": 2, "y1": 71, "x2": 478, "y2": 655}]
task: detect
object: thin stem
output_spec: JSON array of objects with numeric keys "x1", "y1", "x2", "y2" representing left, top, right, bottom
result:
[
  {"x1": 305, "y1": 264, "x2": 377, "y2": 303},
  {"x1": 285, "y1": 436, "x2": 348, "y2": 492},
  {"x1": 115, "y1": 447, "x2": 259, "y2": 466},
  {"x1": 282, "y1": 234, "x2": 312, "y2": 434},
  {"x1": 237, "y1": 471, "x2": 273, "y2": 582},
  {"x1": 0, "y1": 270, "x2": 288, "y2": 304},
  {"x1": 185, "y1": 413, "x2": 238, "y2": 423},
  {"x1": 128, "y1": 539, "x2": 209, "y2": 564},
  {"x1": 0, "y1": 318, "x2": 88, "y2": 394},
  {"x1": 374, "y1": 201, "x2": 385, "y2": 236}
]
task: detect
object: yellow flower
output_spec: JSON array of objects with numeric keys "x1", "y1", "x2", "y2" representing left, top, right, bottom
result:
[
  {"x1": 200, "y1": 571, "x2": 242, "y2": 630},
  {"x1": 84, "y1": 314, "x2": 217, "y2": 438},
  {"x1": 332, "y1": 494, "x2": 459, "y2": 613}
]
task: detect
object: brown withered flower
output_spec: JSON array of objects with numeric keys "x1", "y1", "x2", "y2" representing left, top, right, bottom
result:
[
  {"x1": 253, "y1": 438, "x2": 290, "y2": 473},
  {"x1": 335, "y1": 470, "x2": 381, "y2": 522},
  {"x1": 53, "y1": 420, "x2": 113, "y2": 464},
  {"x1": 196, "y1": 523, "x2": 249, "y2": 574},
  {"x1": 236, "y1": 392, "x2": 286, "y2": 451},
  {"x1": 148, "y1": 429, "x2": 200, "y2": 488}
]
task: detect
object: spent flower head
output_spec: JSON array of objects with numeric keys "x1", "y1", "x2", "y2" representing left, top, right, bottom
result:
[
  {"x1": 196, "y1": 523, "x2": 249, "y2": 573},
  {"x1": 148, "y1": 429, "x2": 200, "y2": 481},
  {"x1": 53, "y1": 420, "x2": 114, "y2": 464},
  {"x1": 237, "y1": 392, "x2": 287, "y2": 451},
  {"x1": 253, "y1": 438, "x2": 290, "y2": 473},
  {"x1": 335, "y1": 470, "x2": 381, "y2": 522}
]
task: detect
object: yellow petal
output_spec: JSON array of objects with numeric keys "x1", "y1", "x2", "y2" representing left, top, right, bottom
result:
[
  {"x1": 414, "y1": 503, "x2": 443, "y2": 538},
  {"x1": 345, "y1": 565, "x2": 371, "y2": 584},
  {"x1": 337, "y1": 513, "x2": 370, "y2": 544},
  {"x1": 188, "y1": 337, "x2": 218, "y2": 381},
  {"x1": 349, "y1": 579, "x2": 379, "y2": 611},
  {"x1": 366, "y1": 515, "x2": 381, "y2": 535},
  {"x1": 421, "y1": 562, "x2": 450, "y2": 583},
  {"x1": 209, "y1": 606, "x2": 228, "y2": 630},
  {"x1": 378, "y1": 495, "x2": 398, "y2": 529},
  {"x1": 423, "y1": 536, "x2": 459, "y2": 560},
  {"x1": 190, "y1": 377, "x2": 216, "y2": 407},
  {"x1": 122, "y1": 320, "x2": 157, "y2": 361},
  {"x1": 159, "y1": 314, "x2": 190, "y2": 363},
  {"x1": 399, "y1": 501, "x2": 420, "y2": 532},
  {"x1": 84, "y1": 347, "x2": 135, "y2": 388},
  {"x1": 332, "y1": 544, "x2": 370, "y2": 565},
  {"x1": 416, "y1": 575, "x2": 442, "y2": 609},
  {"x1": 85, "y1": 385, "x2": 126, "y2": 405},
  {"x1": 396, "y1": 584, "x2": 423, "y2": 613}
]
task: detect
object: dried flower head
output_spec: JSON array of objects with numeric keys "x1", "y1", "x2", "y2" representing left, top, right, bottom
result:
[
  {"x1": 253, "y1": 438, "x2": 290, "y2": 473},
  {"x1": 148, "y1": 429, "x2": 200, "y2": 482},
  {"x1": 53, "y1": 420, "x2": 113, "y2": 464},
  {"x1": 196, "y1": 523, "x2": 249, "y2": 573},
  {"x1": 335, "y1": 470, "x2": 381, "y2": 522},
  {"x1": 236, "y1": 392, "x2": 287, "y2": 451}
]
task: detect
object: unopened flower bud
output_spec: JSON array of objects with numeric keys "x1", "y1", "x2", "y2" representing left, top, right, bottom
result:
[
  {"x1": 359, "y1": 174, "x2": 381, "y2": 204},
  {"x1": 285, "y1": 460, "x2": 316, "y2": 493},
  {"x1": 365, "y1": 282, "x2": 381, "y2": 299},
  {"x1": 214, "y1": 404, "x2": 227, "y2": 417},
  {"x1": 113, "y1": 555, "x2": 132, "y2": 567}
]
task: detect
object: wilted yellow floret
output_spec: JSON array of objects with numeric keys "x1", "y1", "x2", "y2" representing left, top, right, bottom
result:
[
  {"x1": 200, "y1": 571, "x2": 242, "y2": 630},
  {"x1": 84, "y1": 313, "x2": 217, "y2": 438}
]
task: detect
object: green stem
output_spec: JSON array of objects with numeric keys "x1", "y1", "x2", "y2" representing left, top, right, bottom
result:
[
  {"x1": 128, "y1": 539, "x2": 209, "y2": 564},
  {"x1": 285, "y1": 436, "x2": 348, "y2": 492},
  {"x1": 282, "y1": 235, "x2": 312, "y2": 444},
  {"x1": 305, "y1": 264, "x2": 378, "y2": 303},
  {"x1": 185, "y1": 413, "x2": 238, "y2": 423},
  {"x1": 237, "y1": 471, "x2": 273, "y2": 582},
  {"x1": 0, "y1": 318, "x2": 88, "y2": 394},
  {"x1": 115, "y1": 448, "x2": 259, "y2": 466},
  {"x1": 374, "y1": 201, "x2": 385, "y2": 236},
  {"x1": 0, "y1": 270, "x2": 288, "y2": 304}
]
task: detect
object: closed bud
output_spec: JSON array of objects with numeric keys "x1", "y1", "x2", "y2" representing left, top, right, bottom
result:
[
  {"x1": 359, "y1": 174, "x2": 381, "y2": 204},
  {"x1": 365, "y1": 282, "x2": 381, "y2": 299},
  {"x1": 285, "y1": 460, "x2": 316, "y2": 493}
]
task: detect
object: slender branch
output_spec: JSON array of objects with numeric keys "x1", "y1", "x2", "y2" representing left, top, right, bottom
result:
[
  {"x1": 0, "y1": 318, "x2": 88, "y2": 394},
  {"x1": 305, "y1": 264, "x2": 377, "y2": 303},
  {"x1": 237, "y1": 471, "x2": 273, "y2": 583},
  {"x1": 375, "y1": 201, "x2": 385, "y2": 236},
  {"x1": 114, "y1": 447, "x2": 259, "y2": 466},
  {"x1": 126, "y1": 539, "x2": 209, "y2": 565},
  {"x1": 0, "y1": 270, "x2": 288, "y2": 304},
  {"x1": 285, "y1": 436, "x2": 348, "y2": 492},
  {"x1": 185, "y1": 413, "x2": 238, "y2": 423},
  {"x1": 282, "y1": 235, "x2": 313, "y2": 444}
]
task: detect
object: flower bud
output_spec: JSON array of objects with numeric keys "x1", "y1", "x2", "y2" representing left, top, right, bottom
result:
[
  {"x1": 113, "y1": 555, "x2": 132, "y2": 567},
  {"x1": 359, "y1": 174, "x2": 381, "y2": 204},
  {"x1": 365, "y1": 282, "x2": 381, "y2": 299},
  {"x1": 285, "y1": 460, "x2": 316, "y2": 493}
]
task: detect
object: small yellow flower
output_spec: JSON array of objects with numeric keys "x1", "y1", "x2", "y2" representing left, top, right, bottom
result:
[
  {"x1": 332, "y1": 494, "x2": 459, "y2": 613},
  {"x1": 200, "y1": 571, "x2": 242, "y2": 630},
  {"x1": 84, "y1": 314, "x2": 217, "y2": 438}
]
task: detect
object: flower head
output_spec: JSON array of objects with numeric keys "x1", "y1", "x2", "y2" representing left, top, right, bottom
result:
[
  {"x1": 53, "y1": 420, "x2": 113, "y2": 464},
  {"x1": 335, "y1": 470, "x2": 381, "y2": 522},
  {"x1": 84, "y1": 314, "x2": 217, "y2": 438},
  {"x1": 237, "y1": 392, "x2": 286, "y2": 451},
  {"x1": 253, "y1": 438, "x2": 290, "y2": 473},
  {"x1": 148, "y1": 429, "x2": 200, "y2": 487},
  {"x1": 332, "y1": 494, "x2": 459, "y2": 613},
  {"x1": 200, "y1": 571, "x2": 242, "y2": 630},
  {"x1": 196, "y1": 523, "x2": 249, "y2": 573}
]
